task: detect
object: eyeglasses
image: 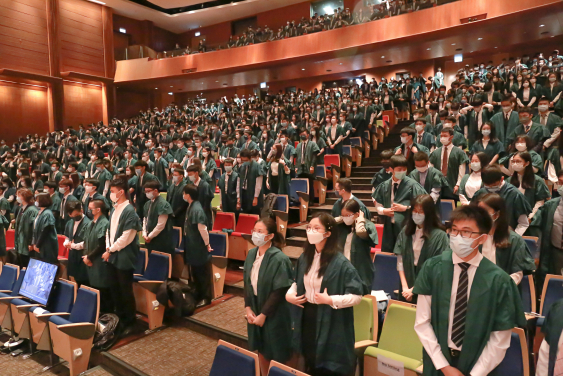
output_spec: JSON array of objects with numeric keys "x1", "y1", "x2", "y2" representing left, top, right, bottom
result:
[
  {"x1": 306, "y1": 226, "x2": 326, "y2": 234},
  {"x1": 448, "y1": 228, "x2": 482, "y2": 239}
]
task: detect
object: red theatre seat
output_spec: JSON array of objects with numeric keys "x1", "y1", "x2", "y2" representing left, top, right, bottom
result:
[
  {"x1": 213, "y1": 212, "x2": 236, "y2": 232},
  {"x1": 57, "y1": 235, "x2": 68, "y2": 260},
  {"x1": 5, "y1": 230, "x2": 15, "y2": 250}
]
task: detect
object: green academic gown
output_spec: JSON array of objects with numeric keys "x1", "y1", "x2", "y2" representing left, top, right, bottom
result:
[
  {"x1": 292, "y1": 252, "x2": 365, "y2": 375},
  {"x1": 470, "y1": 140, "x2": 504, "y2": 161},
  {"x1": 413, "y1": 251, "x2": 527, "y2": 376},
  {"x1": 531, "y1": 197, "x2": 561, "y2": 284},
  {"x1": 166, "y1": 179, "x2": 188, "y2": 227},
  {"x1": 107, "y1": 203, "x2": 142, "y2": 271},
  {"x1": 491, "y1": 111, "x2": 520, "y2": 148},
  {"x1": 507, "y1": 122, "x2": 550, "y2": 147},
  {"x1": 372, "y1": 177, "x2": 427, "y2": 252},
  {"x1": 0, "y1": 215, "x2": 9, "y2": 256},
  {"x1": 135, "y1": 172, "x2": 160, "y2": 220},
  {"x1": 217, "y1": 171, "x2": 239, "y2": 213},
  {"x1": 32, "y1": 209, "x2": 59, "y2": 264},
  {"x1": 143, "y1": 196, "x2": 174, "y2": 254},
  {"x1": 336, "y1": 221, "x2": 378, "y2": 292},
  {"x1": 238, "y1": 161, "x2": 265, "y2": 213},
  {"x1": 64, "y1": 216, "x2": 91, "y2": 282},
  {"x1": 472, "y1": 183, "x2": 532, "y2": 231},
  {"x1": 542, "y1": 299, "x2": 563, "y2": 376},
  {"x1": 409, "y1": 166, "x2": 449, "y2": 215},
  {"x1": 498, "y1": 151, "x2": 544, "y2": 175},
  {"x1": 429, "y1": 146, "x2": 469, "y2": 192},
  {"x1": 183, "y1": 200, "x2": 210, "y2": 266},
  {"x1": 295, "y1": 141, "x2": 320, "y2": 175},
  {"x1": 15, "y1": 205, "x2": 38, "y2": 257},
  {"x1": 479, "y1": 231, "x2": 535, "y2": 277},
  {"x1": 83, "y1": 216, "x2": 110, "y2": 288},
  {"x1": 510, "y1": 175, "x2": 551, "y2": 213},
  {"x1": 243, "y1": 246, "x2": 293, "y2": 362},
  {"x1": 266, "y1": 158, "x2": 292, "y2": 195},
  {"x1": 393, "y1": 227, "x2": 448, "y2": 289}
]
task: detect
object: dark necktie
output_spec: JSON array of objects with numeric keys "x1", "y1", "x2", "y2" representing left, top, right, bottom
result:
[
  {"x1": 301, "y1": 142, "x2": 306, "y2": 165},
  {"x1": 418, "y1": 134, "x2": 422, "y2": 144},
  {"x1": 452, "y1": 262, "x2": 470, "y2": 348},
  {"x1": 393, "y1": 182, "x2": 399, "y2": 196},
  {"x1": 504, "y1": 113, "x2": 509, "y2": 130},
  {"x1": 441, "y1": 146, "x2": 449, "y2": 176}
]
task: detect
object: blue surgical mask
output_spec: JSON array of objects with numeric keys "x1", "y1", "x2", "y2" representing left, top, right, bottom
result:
[{"x1": 449, "y1": 234, "x2": 482, "y2": 258}]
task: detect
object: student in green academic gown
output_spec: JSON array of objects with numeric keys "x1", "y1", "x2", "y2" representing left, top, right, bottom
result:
[
  {"x1": 142, "y1": 180, "x2": 174, "y2": 254},
  {"x1": 83, "y1": 198, "x2": 112, "y2": 313},
  {"x1": 265, "y1": 144, "x2": 292, "y2": 195},
  {"x1": 31, "y1": 193, "x2": 59, "y2": 264},
  {"x1": 182, "y1": 184, "x2": 213, "y2": 308},
  {"x1": 201, "y1": 146, "x2": 217, "y2": 191},
  {"x1": 471, "y1": 164, "x2": 532, "y2": 236},
  {"x1": 218, "y1": 158, "x2": 239, "y2": 213},
  {"x1": 30, "y1": 170, "x2": 44, "y2": 195},
  {"x1": 13, "y1": 188, "x2": 38, "y2": 267},
  {"x1": 324, "y1": 115, "x2": 345, "y2": 155},
  {"x1": 370, "y1": 149, "x2": 393, "y2": 193},
  {"x1": 295, "y1": 128, "x2": 320, "y2": 202},
  {"x1": 474, "y1": 193, "x2": 535, "y2": 284},
  {"x1": 394, "y1": 194, "x2": 448, "y2": 303},
  {"x1": 48, "y1": 161, "x2": 63, "y2": 183},
  {"x1": 536, "y1": 298, "x2": 563, "y2": 376},
  {"x1": 337, "y1": 199, "x2": 377, "y2": 292},
  {"x1": 470, "y1": 121, "x2": 503, "y2": 164},
  {"x1": 459, "y1": 152, "x2": 489, "y2": 205},
  {"x1": 490, "y1": 96, "x2": 520, "y2": 148},
  {"x1": 186, "y1": 164, "x2": 213, "y2": 230},
  {"x1": 413, "y1": 205, "x2": 526, "y2": 376},
  {"x1": 429, "y1": 127, "x2": 469, "y2": 199},
  {"x1": 410, "y1": 151, "x2": 448, "y2": 209},
  {"x1": 167, "y1": 168, "x2": 188, "y2": 227},
  {"x1": 63, "y1": 200, "x2": 91, "y2": 286},
  {"x1": 237, "y1": 149, "x2": 265, "y2": 215},
  {"x1": 82, "y1": 178, "x2": 110, "y2": 219},
  {"x1": 534, "y1": 96, "x2": 563, "y2": 136},
  {"x1": 506, "y1": 107, "x2": 550, "y2": 147},
  {"x1": 93, "y1": 160, "x2": 113, "y2": 199},
  {"x1": 0, "y1": 186, "x2": 12, "y2": 221},
  {"x1": 394, "y1": 127, "x2": 430, "y2": 173},
  {"x1": 44, "y1": 181, "x2": 61, "y2": 224},
  {"x1": 286, "y1": 213, "x2": 364, "y2": 376},
  {"x1": 152, "y1": 148, "x2": 169, "y2": 190},
  {"x1": 244, "y1": 217, "x2": 293, "y2": 376},
  {"x1": 134, "y1": 160, "x2": 160, "y2": 221},
  {"x1": 57, "y1": 178, "x2": 79, "y2": 234},
  {"x1": 332, "y1": 177, "x2": 371, "y2": 226},
  {"x1": 372, "y1": 155, "x2": 427, "y2": 253},
  {"x1": 499, "y1": 134, "x2": 544, "y2": 175},
  {"x1": 103, "y1": 179, "x2": 142, "y2": 336}
]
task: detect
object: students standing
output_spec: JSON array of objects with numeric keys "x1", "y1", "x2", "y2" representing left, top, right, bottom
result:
[
  {"x1": 32, "y1": 193, "x2": 59, "y2": 264},
  {"x1": 64, "y1": 200, "x2": 91, "y2": 286},
  {"x1": 413, "y1": 205, "x2": 526, "y2": 376},
  {"x1": 286, "y1": 213, "x2": 364, "y2": 376},
  {"x1": 142, "y1": 180, "x2": 174, "y2": 254},
  {"x1": 536, "y1": 298, "x2": 563, "y2": 376},
  {"x1": 13, "y1": 188, "x2": 38, "y2": 267},
  {"x1": 244, "y1": 218, "x2": 293, "y2": 376}
]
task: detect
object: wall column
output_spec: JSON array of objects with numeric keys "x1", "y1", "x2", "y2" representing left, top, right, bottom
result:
[{"x1": 46, "y1": 0, "x2": 64, "y2": 131}]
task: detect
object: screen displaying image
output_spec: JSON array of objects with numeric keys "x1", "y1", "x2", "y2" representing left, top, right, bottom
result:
[{"x1": 20, "y1": 259, "x2": 58, "y2": 306}]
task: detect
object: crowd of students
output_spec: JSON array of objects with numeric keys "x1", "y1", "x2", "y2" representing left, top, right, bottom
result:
[{"x1": 1, "y1": 47, "x2": 563, "y2": 375}]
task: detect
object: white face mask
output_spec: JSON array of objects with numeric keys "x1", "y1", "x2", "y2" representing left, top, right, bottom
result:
[
  {"x1": 538, "y1": 105, "x2": 549, "y2": 112},
  {"x1": 59, "y1": 187, "x2": 67, "y2": 194},
  {"x1": 16, "y1": 196, "x2": 23, "y2": 204},
  {"x1": 515, "y1": 143, "x2": 527, "y2": 152},
  {"x1": 482, "y1": 129, "x2": 491, "y2": 136},
  {"x1": 416, "y1": 165, "x2": 428, "y2": 173},
  {"x1": 85, "y1": 185, "x2": 94, "y2": 193},
  {"x1": 415, "y1": 125, "x2": 424, "y2": 132},
  {"x1": 400, "y1": 136, "x2": 408, "y2": 144},
  {"x1": 252, "y1": 232, "x2": 270, "y2": 247},
  {"x1": 440, "y1": 137, "x2": 451, "y2": 146},
  {"x1": 172, "y1": 176, "x2": 180, "y2": 184},
  {"x1": 512, "y1": 163, "x2": 525, "y2": 172},
  {"x1": 110, "y1": 191, "x2": 121, "y2": 203},
  {"x1": 450, "y1": 234, "x2": 482, "y2": 258},
  {"x1": 306, "y1": 229, "x2": 327, "y2": 245},
  {"x1": 470, "y1": 162, "x2": 481, "y2": 172},
  {"x1": 412, "y1": 213, "x2": 425, "y2": 225},
  {"x1": 146, "y1": 191, "x2": 155, "y2": 200},
  {"x1": 394, "y1": 171, "x2": 406, "y2": 180},
  {"x1": 342, "y1": 215, "x2": 355, "y2": 226},
  {"x1": 188, "y1": 174, "x2": 196, "y2": 183}
]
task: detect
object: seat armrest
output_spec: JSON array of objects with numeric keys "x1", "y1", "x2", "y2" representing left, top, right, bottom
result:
[
  {"x1": 16, "y1": 304, "x2": 41, "y2": 310},
  {"x1": 315, "y1": 177, "x2": 328, "y2": 185},
  {"x1": 331, "y1": 164, "x2": 341, "y2": 174},
  {"x1": 0, "y1": 290, "x2": 12, "y2": 293},
  {"x1": 296, "y1": 191, "x2": 309, "y2": 202},
  {"x1": 0, "y1": 296, "x2": 23, "y2": 301},
  {"x1": 137, "y1": 280, "x2": 164, "y2": 294},
  {"x1": 352, "y1": 145, "x2": 363, "y2": 151},
  {"x1": 272, "y1": 210, "x2": 289, "y2": 221},
  {"x1": 416, "y1": 365, "x2": 423, "y2": 374},
  {"x1": 56, "y1": 322, "x2": 96, "y2": 340},
  {"x1": 37, "y1": 312, "x2": 71, "y2": 317},
  {"x1": 354, "y1": 340, "x2": 378, "y2": 349},
  {"x1": 241, "y1": 233, "x2": 252, "y2": 243},
  {"x1": 134, "y1": 274, "x2": 143, "y2": 276},
  {"x1": 342, "y1": 154, "x2": 353, "y2": 162}
]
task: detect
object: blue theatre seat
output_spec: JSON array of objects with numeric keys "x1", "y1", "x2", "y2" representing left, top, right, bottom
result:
[
  {"x1": 538, "y1": 275, "x2": 563, "y2": 327},
  {"x1": 135, "y1": 251, "x2": 170, "y2": 283},
  {"x1": 210, "y1": 340, "x2": 258, "y2": 376},
  {"x1": 372, "y1": 252, "x2": 401, "y2": 300},
  {"x1": 493, "y1": 329, "x2": 528, "y2": 376},
  {"x1": 0, "y1": 264, "x2": 19, "y2": 292}
]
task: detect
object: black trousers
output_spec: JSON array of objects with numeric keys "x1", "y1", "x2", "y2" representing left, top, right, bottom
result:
[
  {"x1": 302, "y1": 303, "x2": 347, "y2": 376},
  {"x1": 190, "y1": 262, "x2": 211, "y2": 302},
  {"x1": 106, "y1": 264, "x2": 136, "y2": 328},
  {"x1": 92, "y1": 286, "x2": 113, "y2": 315}
]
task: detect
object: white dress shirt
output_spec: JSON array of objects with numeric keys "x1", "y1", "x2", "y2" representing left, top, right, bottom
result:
[
  {"x1": 460, "y1": 172, "x2": 482, "y2": 205},
  {"x1": 105, "y1": 200, "x2": 137, "y2": 253},
  {"x1": 286, "y1": 250, "x2": 361, "y2": 309},
  {"x1": 250, "y1": 251, "x2": 265, "y2": 296},
  {"x1": 482, "y1": 235, "x2": 523, "y2": 285},
  {"x1": 414, "y1": 251, "x2": 512, "y2": 375},
  {"x1": 397, "y1": 228, "x2": 424, "y2": 271},
  {"x1": 537, "y1": 331, "x2": 563, "y2": 376}
]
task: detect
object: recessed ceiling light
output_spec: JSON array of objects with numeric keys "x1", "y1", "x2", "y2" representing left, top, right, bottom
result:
[
  {"x1": 427, "y1": 48, "x2": 431, "y2": 50},
  {"x1": 495, "y1": 46, "x2": 498, "y2": 48},
  {"x1": 302, "y1": 68, "x2": 305, "y2": 71},
  {"x1": 168, "y1": 92, "x2": 173, "y2": 95},
  {"x1": 155, "y1": 88, "x2": 158, "y2": 89},
  {"x1": 381, "y1": 56, "x2": 385, "y2": 58},
  {"x1": 215, "y1": 80, "x2": 219, "y2": 82},
  {"x1": 170, "y1": 85, "x2": 173, "y2": 87},
  {"x1": 451, "y1": 43, "x2": 456, "y2": 45},
  {"x1": 540, "y1": 24, "x2": 545, "y2": 27},
  {"x1": 339, "y1": 63, "x2": 343, "y2": 65},
  {"x1": 477, "y1": 37, "x2": 483, "y2": 40}
]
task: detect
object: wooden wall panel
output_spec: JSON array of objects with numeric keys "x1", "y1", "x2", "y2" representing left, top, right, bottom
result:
[
  {"x1": 0, "y1": 0, "x2": 50, "y2": 75},
  {"x1": 115, "y1": 88, "x2": 151, "y2": 120},
  {"x1": 63, "y1": 81, "x2": 103, "y2": 127},
  {"x1": 59, "y1": 0, "x2": 105, "y2": 76},
  {"x1": 0, "y1": 81, "x2": 50, "y2": 144}
]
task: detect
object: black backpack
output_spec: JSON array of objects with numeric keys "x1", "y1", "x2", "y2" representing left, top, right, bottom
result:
[
  {"x1": 156, "y1": 280, "x2": 197, "y2": 317},
  {"x1": 260, "y1": 193, "x2": 278, "y2": 219}
]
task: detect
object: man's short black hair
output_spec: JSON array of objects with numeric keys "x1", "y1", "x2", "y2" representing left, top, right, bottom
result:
[
  {"x1": 400, "y1": 127, "x2": 416, "y2": 138},
  {"x1": 143, "y1": 180, "x2": 161, "y2": 191},
  {"x1": 390, "y1": 155, "x2": 408, "y2": 168},
  {"x1": 450, "y1": 205, "x2": 493, "y2": 235},
  {"x1": 336, "y1": 178, "x2": 352, "y2": 192},
  {"x1": 183, "y1": 184, "x2": 199, "y2": 201},
  {"x1": 481, "y1": 164, "x2": 504, "y2": 185},
  {"x1": 413, "y1": 151, "x2": 429, "y2": 162}
]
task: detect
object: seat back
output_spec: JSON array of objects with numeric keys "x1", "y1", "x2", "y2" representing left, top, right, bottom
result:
[
  {"x1": 275, "y1": 195, "x2": 288, "y2": 213},
  {"x1": 172, "y1": 227, "x2": 182, "y2": 249},
  {"x1": 378, "y1": 301, "x2": 422, "y2": 360},
  {"x1": 135, "y1": 248, "x2": 148, "y2": 275},
  {"x1": 374, "y1": 224, "x2": 384, "y2": 251},
  {"x1": 47, "y1": 280, "x2": 76, "y2": 314},
  {"x1": 234, "y1": 214, "x2": 259, "y2": 234},
  {"x1": 350, "y1": 137, "x2": 362, "y2": 146},
  {"x1": 209, "y1": 232, "x2": 228, "y2": 257},
  {"x1": 213, "y1": 168, "x2": 222, "y2": 181},
  {"x1": 69, "y1": 287, "x2": 98, "y2": 324},
  {"x1": 440, "y1": 199, "x2": 455, "y2": 223},
  {"x1": 11, "y1": 269, "x2": 26, "y2": 296},
  {"x1": 268, "y1": 362, "x2": 308, "y2": 376},
  {"x1": 57, "y1": 235, "x2": 68, "y2": 259},
  {"x1": 354, "y1": 296, "x2": 375, "y2": 343},
  {"x1": 209, "y1": 341, "x2": 258, "y2": 376},
  {"x1": 315, "y1": 165, "x2": 326, "y2": 178},
  {"x1": 520, "y1": 275, "x2": 535, "y2": 313},
  {"x1": 290, "y1": 179, "x2": 309, "y2": 202},
  {"x1": 541, "y1": 275, "x2": 563, "y2": 317},
  {"x1": 494, "y1": 329, "x2": 528, "y2": 376},
  {"x1": 342, "y1": 145, "x2": 352, "y2": 156},
  {"x1": 523, "y1": 236, "x2": 540, "y2": 260},
  {"x1": 363, "y1": 130, "x2": 370, "y2": 140},
  {"x1": 5, "y1": 230, "x2": 14, "y2": 249},
  {"x1": 0, "y1": 264, "x2": 18, "y2": 291},
  {"x1": 213, "y1": 212, "x2": 236, "y2": 231},
  {"x1": 143, "y1": 252, "x2": 171, "y2": 281},
  {"x1": 324, "y1": 155, "x2": 340, "y2": 168},
  {"x1": 371, "y1": 253, "x2": 401, "y2": 298}
]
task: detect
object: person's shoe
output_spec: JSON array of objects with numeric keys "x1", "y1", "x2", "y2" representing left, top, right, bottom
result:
[
  {"x1": 119, "y1": 325, "x2": 137, "y2": 338},
  {"x1": 196, "y1": 299, "x2": 210, "y2": 308}
]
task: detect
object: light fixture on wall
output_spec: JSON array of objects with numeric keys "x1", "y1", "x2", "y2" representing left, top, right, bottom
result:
[
  {"x1": 195, "y1": 32, "x2": 201, "y2": 37},
  {"x1": 119, "y1": 28, "x2": 126, "y2": 34},
  {"x1": 168, "y1": 92, "x2": 173, "y2": 95},
  {"x1": 454, "y1": 54, "x2": 463, "y2": 63},
  {"x1": 88, "y1": 0, "x2": 105, "y2": 4}
]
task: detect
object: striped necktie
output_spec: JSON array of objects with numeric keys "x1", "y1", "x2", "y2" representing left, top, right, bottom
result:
[{"x1": 451, "y1": 262, "x2": 470, "y2": 348}]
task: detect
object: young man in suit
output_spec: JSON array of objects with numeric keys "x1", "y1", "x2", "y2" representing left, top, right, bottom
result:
[
  {"x1": 295, "y1": 128, "x2": 320, "y2": 202},
  {"x1": 218, "y1": 158, "x2": 238, "y2": 214}
]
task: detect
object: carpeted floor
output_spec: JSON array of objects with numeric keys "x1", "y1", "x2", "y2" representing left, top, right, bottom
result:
[
  {"x1": 110, "y1": 326, "x2": 218, "y2": 376},
  {"x1": 83, "y1": 366, "x2": 113, "y2": 375},
  {"x1": 190, "y1": 296, "x2": 248, "y2": 338},
  {"x1": 0, "y1": 348, "x2": 70, "y2": 376}
]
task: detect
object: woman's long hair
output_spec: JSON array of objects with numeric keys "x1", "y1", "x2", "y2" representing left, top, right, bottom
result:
[
  {"x1": 509, "y1": 152, "x2": 535, "y2": 190},
  {"x1": 474, "y1": 193, "x2": 511, "y2": 248},
  {"x1": 303, "y1": 212, "x2": 339, "y2": 278},
  {"x1": 257, "y1": 217, "x2": 285, "y2": 249},
  {"x1": 404, "y1": 194, "x2": 444, "y2": 238}
]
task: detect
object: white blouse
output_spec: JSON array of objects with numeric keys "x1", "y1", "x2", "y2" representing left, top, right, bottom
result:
[
  {"x1": 482, "y1": 235, "x2": 523, "y2": 285},
  {"x1": 464, "y1": 172, "x2": 482, "y2": 199},
  {"x1": 250, "y1": 251, "x2": 265, "y2": 296}
]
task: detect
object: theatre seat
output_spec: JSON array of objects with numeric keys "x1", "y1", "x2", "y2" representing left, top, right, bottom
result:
[
  {"x1": 350, "y1": 137, "x2": 363, "y2": 167},
  {"x1": 534, "y1": 274, "x2": 563, "y2": 354},
  {"x1": 494, "y1": 328, "x2": 529, "y2": 376},
  {"x1": 171, "y1": 226, "x2": 185, "y2": 279},
  {"x1": 440, "y1": 199, "x2": 455, "y2": 225},
  {"x1": 0, "y1": 268, "x2": 25, "y2": 331},
  {"x1": 268, "y1": 361, "x2": 309, "y2": 376},
  {"x1": 324, "y1": 155, "x2": 341, "y2": 188},
  {"x1": 229, "y1": 214, "x2": 258, "y2": 261},
  {"x1": 213, "y1": 212, "x2": 236, "y2": 232},
  {"x1": 522, "y1": 236, "x2": 539, "y2": 260},
  {"x1": 520, "y1": 275, "x2": 535, "y2": 314},
  {"x1": 290, "y1": 179, "x2": 309, "y2": 223},
  {"x1": 133, "y1": 251, "x2": 171, "y2": 330},
  {"x1": 135, "y1": 248, "x2": 148, "y2": 275},
  {"x1": 0, "y1": 263, "x2": 19, "y2": 292},
  {"x1": 314, "y1": 165, "x2": 327, "y2": 205},
  {"x1": 371, "y1": 252, "x2": 400, "y2": 301},
  {"x1": 209, "y1": 340, "x2": 259, "y2": 376},
  {"x1": 272, "y1": 195, "x2": 289, "y2": 239},
  {"x1": 364, "y1": 300, "x2": 422, "y2": 376},
  {"x1": 354, "y1": 295, "x2": 378, "y2": 352},
  {"x1": 370, "y1": 224, "x2": 384, "y2": 259},
  {"x1": 341, "y1": 146, "x2": 353, "y2": 177},
  {"x1": 48, "y1": 286, "x2": 99, "y2": 376},
  {"x1": 209, "y1": 231, "x2": 229, "y2": 299},
  {"x1": 363, "y1": 130, "x2": 372, "y2": 157},
  {"x1": 5, "y1": 230, "x2": 14, "y2": 250}
]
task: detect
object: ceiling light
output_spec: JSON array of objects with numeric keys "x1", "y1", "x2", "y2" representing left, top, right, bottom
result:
[
  {"x1": 494, "y1": 46, "x2": 498, "y2": 48},
  {"x1": 170, "y1": 85, "x2": 173, "y2": 87},
  {"x1": 477, "y1": 37, "x2": 483, "y2": 40},
  {"x1": 195, "y1": 32, "x2": 201, "y2": 37},
  {"x1": 451, "y1": 43, "x2": 456, "y2": 45},
  {"x1": 427, "y1": 48, "x2": 431, "y2": 50},
  {"x1": 215, "y1": 80, "x2": 219, "y2": 83},
  {"x1": 302, "y1": 68, "x2": 305, "y2": 71},
  {"x1": 168, "y1": 92, "x2": 173, "y2": 95},
  {"x1": 119, "y1": 28, "x2": 126, "y2": 34},
  {"x1": 155, "y1": 88, "x2": 158, "y2": 90},
  {"x1": 540, "y1": 24, "x2": 545, "y2": 27},
  {"x1": 87, "y1": 0, "x2": 105, "y2": 4},
  {"x1": 339, "y1": 63, "x2": 343, "y2": 65},
  {"x1": 381, "y1": 56, "x2": 385, "y2": 58}
]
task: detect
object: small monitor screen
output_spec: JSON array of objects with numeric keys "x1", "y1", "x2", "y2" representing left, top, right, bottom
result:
[{"x1": 19, "y1": 259, "x2": 58, "y2": 306}]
